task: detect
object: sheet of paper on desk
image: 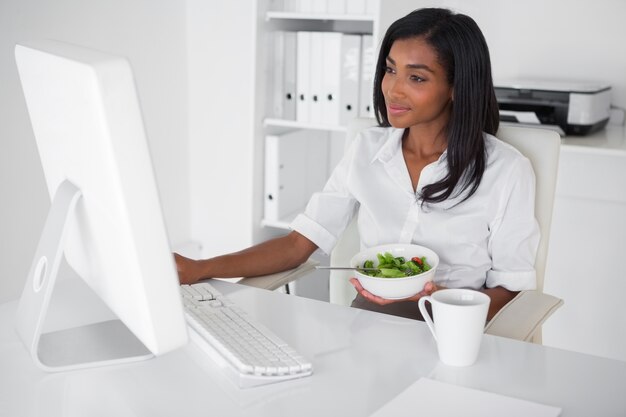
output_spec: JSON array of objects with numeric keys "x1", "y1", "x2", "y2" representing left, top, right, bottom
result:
[{"x1": 370, "y1": 378, "x2": 561, "y2": 417}]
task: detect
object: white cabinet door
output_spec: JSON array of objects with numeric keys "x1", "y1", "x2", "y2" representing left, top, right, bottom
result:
[{"x1": 543, "y1": 146, "x2": 626, "y2": 362}]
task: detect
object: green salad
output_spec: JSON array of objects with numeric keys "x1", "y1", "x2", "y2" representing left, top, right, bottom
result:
[{"x1": 360, "y1": 252, "x2": 431, "y2": 278}]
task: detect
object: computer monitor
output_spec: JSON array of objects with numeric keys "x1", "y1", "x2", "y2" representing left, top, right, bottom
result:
[{"x1": 14, "y1": 40, "x2": 188, "y2": 371}]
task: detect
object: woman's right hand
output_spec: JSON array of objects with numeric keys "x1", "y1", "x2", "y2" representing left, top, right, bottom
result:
[
  {"x1": 174, "y1": 253, "x2": 207, "y2": 285},
  {"x1": 172, "y1": 231, "x2": 318, "y2": 286}
]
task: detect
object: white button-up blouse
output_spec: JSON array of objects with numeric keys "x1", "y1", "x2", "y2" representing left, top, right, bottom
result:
[{"x1": 291, "y1": 126, "x2": 539, "y2": 291}]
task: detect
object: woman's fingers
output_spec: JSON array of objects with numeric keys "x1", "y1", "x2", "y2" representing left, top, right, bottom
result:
[
  {"x1": 349, "y1": 278, "x2": 401, "y2": 305},
  {"x1": 174, "y1": 253, "x2": 198, "y2": 285},
  {"x1": 350, "y1": 278, "x2": 440, "y2": 305}
]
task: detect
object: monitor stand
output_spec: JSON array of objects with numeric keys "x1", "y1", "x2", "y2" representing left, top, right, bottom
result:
[{"x1": 15, "y1": 180, "x2": 153, "y2": 372}]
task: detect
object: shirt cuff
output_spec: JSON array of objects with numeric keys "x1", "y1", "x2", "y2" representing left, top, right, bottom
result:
[
  {"x1": 486, "y1": 269, "x2": 537, "y2": 291},
  {"x1": 290, "y1": 213, "x2": 337, "y2": 255}
]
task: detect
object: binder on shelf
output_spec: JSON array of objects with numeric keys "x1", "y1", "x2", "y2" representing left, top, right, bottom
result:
[
  {"x1": 295, "y1": 0, "x2": 314, "y2": 13},
  {"x1": 309, "y1": 32, "x2": 324, "y2": 124},
  {"x1": 283, "y1": 31, "x2": 297, "y2": 120},
  {"x1": 345, "y1": 0, "x2": 365, "y2": 14},
  {"x1": 326, "y1": 0, "x2": 346, "y2": 14},
  {"x1": 320, "y1": 32, "x2": 343, "y2": 126},
  {"x1": 271, "y1": 31, "x2": 285, "y2": 119},
  {"x1": 339, "y1": 34, "x2": 361, "y2": 126},
  {"x1": 359, "y1": 34, "x2": 375, "y2": 118},
  {"x1": 268, "y1": 0, "x2": 285, "y2": 11},
  {"x1": 271, "y1": 31, "x2": 296, "y2": 120},
  {"x1": 365, "y1": 0, "x2": 377, "y2": 15},
  {"x1": 264, "y1": 130, "x2": 329, "y2": 223},
  {"x1": 296, "y1": 31, "x2": 311, "y2": 123},
  {"x1": 282, "y1": 0, "x2": 298, "y2": 12},
  {"x1": 317, "y1": 32, "x2": 361, "y2": 127},
  {"x1": 310, "y1": 0, "x2": 326, "y2": 14}
]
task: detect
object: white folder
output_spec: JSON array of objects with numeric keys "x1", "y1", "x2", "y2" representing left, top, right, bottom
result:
[
  {"x1": 296, "y1": 31, "x2": 311, "y2": 123},
  {"x1": 311, "y1": 0, "x2": 327, "y2": 13},
  {"x1": 271, "y1": 31, "x2": 285, "y2": 119},
  {"x1": 265, "y1": 134, "x2": 281, "y2": 222},
  {"x1": 345, "y1": 0, "x2": 365, "y2": 14},
  {"x1": 283, "y1": 31, "x2": 297, "y2": 120},
  {"x1": 309, "y1": 32, "x2": 324, "y2": 124},
  {"x1": 327, "y1": 0, "x2": 346, "y2": 14},
  {"x1": 264, "y1": 130, "x2": 329, "y2": 223},
  {"x1": 359, "y1": 34, "x2": 375, "y2": 118},
  {"x1": 282, "y1": 0, "x2": 297, "y2": 12},
  {"x1": 319, "y1": 32, "x2": 341, "y2": 126},
  {"x1": 339, "y1": 34, "x2": 361, "y2": 126},
  {"x1": 270, "y1": 0, "x2": 284, "y2": 11},
  {"x1": 296, "y1": 0, "x2": 313, "y2": 13},
  {"x1": 364, "y1": 0, "x2": 377, "y2": 15}
]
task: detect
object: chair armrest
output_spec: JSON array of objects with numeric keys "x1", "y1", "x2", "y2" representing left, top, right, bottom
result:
[
  {"x1": 236, "y1": 259, "x2": 319, "y2": 291},
  {"x1": 484, "y1": 290, "x2": 563, "y2": 342}
]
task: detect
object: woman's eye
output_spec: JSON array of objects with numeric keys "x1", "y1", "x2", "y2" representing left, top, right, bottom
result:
[
  {"x1": 410, "y1": 75, "x2": 426, "y2": 82},
  {"x1": 384, "y1": 65, "x2": 395, "y2": 74}
]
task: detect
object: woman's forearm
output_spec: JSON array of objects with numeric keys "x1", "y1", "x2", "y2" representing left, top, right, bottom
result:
[{"x1": 176, "y1": 231, "x2": 318, "y2": 284}]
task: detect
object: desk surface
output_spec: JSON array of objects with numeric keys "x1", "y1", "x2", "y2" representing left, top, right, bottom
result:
[
  {"x1": 1, "y1": 279, "x2": 625, "y2": 417},
  {"x1": 561, "y1": 125, "x2": 626, "y2": 156}
]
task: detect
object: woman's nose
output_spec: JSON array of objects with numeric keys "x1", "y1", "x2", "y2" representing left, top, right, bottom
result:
[{"x1": 386, "y1": 78, "x2": 404, "y2": 100}]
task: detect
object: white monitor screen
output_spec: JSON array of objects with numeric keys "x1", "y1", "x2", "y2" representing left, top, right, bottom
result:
[{"x1": 15, "y1": 40, "x2": 188, "y2": 370}]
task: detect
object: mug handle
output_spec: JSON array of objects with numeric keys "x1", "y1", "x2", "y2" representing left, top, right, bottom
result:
[{"x1": 418, "y1": 296, "x2": 437, "y2": 341}]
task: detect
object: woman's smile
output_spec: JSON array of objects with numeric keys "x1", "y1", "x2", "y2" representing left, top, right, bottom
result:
[{"x1": 387, "y1": 102, "x2": 411, "y2": 115}]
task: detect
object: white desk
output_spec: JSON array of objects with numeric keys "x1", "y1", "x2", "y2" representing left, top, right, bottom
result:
[{"x1": 1, "y1": 279, "x2": 625, "y2": 417}]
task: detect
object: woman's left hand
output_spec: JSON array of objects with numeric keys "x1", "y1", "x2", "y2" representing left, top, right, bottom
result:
[{"x1": 349, "y1": 278, "x2": 439, "y2": 305}]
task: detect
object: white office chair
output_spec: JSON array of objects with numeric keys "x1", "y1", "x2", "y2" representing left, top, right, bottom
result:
[{"x1": 327, "y1": 118, "x2": 564, "y2": 343}]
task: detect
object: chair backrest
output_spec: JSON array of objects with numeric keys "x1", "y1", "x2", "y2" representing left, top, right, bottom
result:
[
  {"x1": 328, "y1": 120, "x2": 561, "y2": 306},
  {"x1": 495, "y1": 125, "x2": 561, "y2": 291}
]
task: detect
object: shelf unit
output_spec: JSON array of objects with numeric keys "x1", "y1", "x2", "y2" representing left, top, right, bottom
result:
[
  {"x1": 266, "y1": 11, "x2": 376, "y2": 22},
  {"x1": 259, "y1": 5, "x2": 372, "y2": 231},
  {"x1": 256, "y1": 1, "x2": 420, "y2": 231},
  {"x1": 263, "y1": 117, "x2": 348, "y2": 133},
  {"x1": 244, "y1": 0, "x2": 428, "y2": 302}
]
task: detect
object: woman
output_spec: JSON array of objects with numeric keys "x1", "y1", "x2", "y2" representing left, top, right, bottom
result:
[{"x1": 176, "y1": 8, "x2": 539, "y2": 322}]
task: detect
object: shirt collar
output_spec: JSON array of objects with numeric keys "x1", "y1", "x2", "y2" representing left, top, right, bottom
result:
[
  {"x1": 371, "y1": 128, "x2": 449, "y2": 165},
  {"x1": 371, "y1": 127, "x2": 404, "y2": 164}
]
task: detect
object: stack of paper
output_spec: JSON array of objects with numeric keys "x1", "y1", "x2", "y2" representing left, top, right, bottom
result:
[{"x1": 370, "y1": 378, "x2": 562, "y2": 417}]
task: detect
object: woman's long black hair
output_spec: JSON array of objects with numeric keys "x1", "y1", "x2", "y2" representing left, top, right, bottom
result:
[{"x1": 373, "y1": 8, "x2": 499, "y2": 205}]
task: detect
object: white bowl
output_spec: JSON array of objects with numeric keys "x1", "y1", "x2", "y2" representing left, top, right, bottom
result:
[{"x1": 350, "y1": 244, "x2": 439, "y2": 300}]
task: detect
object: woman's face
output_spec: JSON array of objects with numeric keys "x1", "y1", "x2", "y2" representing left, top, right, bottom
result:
[{"x1": 381, "y1": 37, "x2": 453, "y2": 130}]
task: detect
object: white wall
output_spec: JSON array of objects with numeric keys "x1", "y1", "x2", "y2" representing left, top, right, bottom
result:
[
  {"x1": 0, "y1": 0, "x2": 189, "y2": 302},
  {"x1": 187, "y1": 0, "x2": 259, "y2": 258},
  {"x1": 432, "y1": 0, "x2": 626, "y2": 109},
  {"x1": 543, "y1": 145, "x2": 626, "y2": 361},
  {"x1": 187, "y1": 0, "x2": 283, "y2": 259}
]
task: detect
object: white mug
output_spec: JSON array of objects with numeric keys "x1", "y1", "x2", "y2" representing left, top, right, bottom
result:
[{"x1": 418, "y1": 289, "x2": 490, "y2": 367}]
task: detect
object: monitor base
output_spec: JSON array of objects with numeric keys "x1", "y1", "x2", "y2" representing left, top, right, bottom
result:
[{"x1": 15, "y1": 180, "x2": 152, "y2": 372}]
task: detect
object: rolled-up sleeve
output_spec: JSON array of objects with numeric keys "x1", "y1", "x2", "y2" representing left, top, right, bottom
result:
[{"x1": 486, "y1": 157, "x2": 540, "y2": 291}]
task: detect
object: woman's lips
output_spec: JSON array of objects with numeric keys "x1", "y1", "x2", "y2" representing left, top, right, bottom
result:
[{"x1": 387, "y1": 104, "x2": 410, "y2": 115}]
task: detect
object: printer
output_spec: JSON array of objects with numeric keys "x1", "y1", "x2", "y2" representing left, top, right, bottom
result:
[{"x1": 494, "y1": 80, "x2": 611, "y2": 136}]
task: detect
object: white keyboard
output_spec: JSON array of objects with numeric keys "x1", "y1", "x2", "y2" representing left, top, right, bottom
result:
[{"x1": 180, "y1": 282, "x2": 313, "y2": 388}]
